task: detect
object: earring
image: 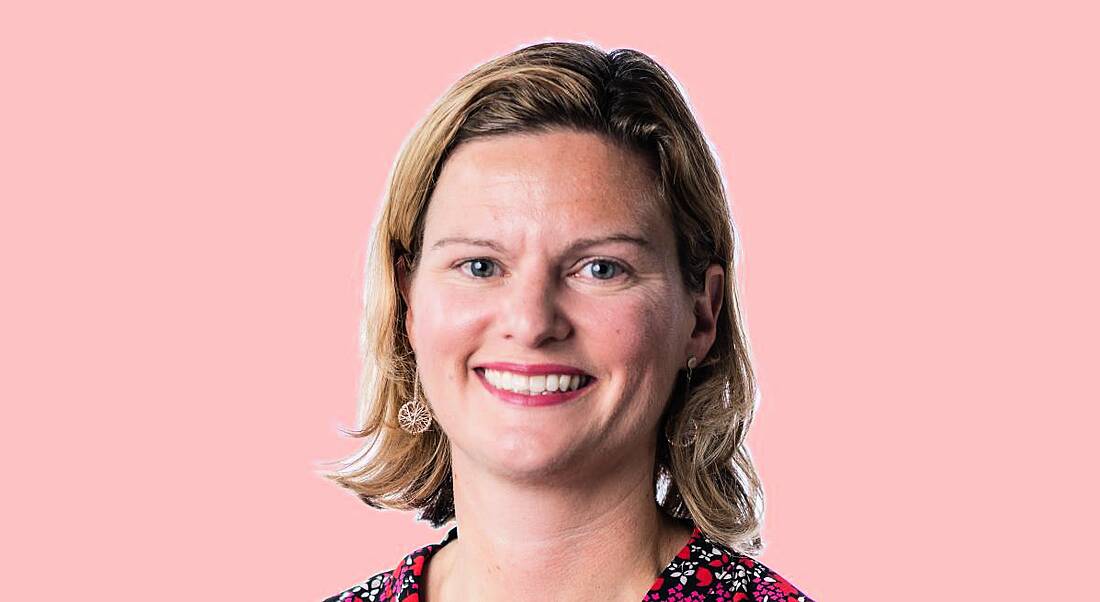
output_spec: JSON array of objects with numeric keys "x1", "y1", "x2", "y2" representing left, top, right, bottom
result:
[
  {"x1": 664, "y1": 355, "x2": 699, "y2": 448},
  {"x1": 686, "y1": 354, "x2": 698, "y2": 386},
  {"x1": 398, "y1": 366, "x2": 433, "y2": 434}
]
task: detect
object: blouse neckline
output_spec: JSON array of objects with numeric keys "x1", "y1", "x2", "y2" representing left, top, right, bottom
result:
[
  {"x1": 410, "y1": 521, "x2": 709, "y2": 598},
  {"x1": 327, "y1": 519, "x2": 816, "y2": 601}
]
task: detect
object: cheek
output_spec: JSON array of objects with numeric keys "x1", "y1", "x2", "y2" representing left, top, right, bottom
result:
[
  {"x1": 410, "y1": 282, "x2": 508, "y2": 403},
  {"x1": 578, "y1": 288, "x2": 686, "y2": 439},
  {"x1": 408, "y1": 287, "x2": 494, "y2": 432},
  {"x1": 580, "y1": 287, "x2": 686, "y2": 364},
  {"x1": 411, "y1": 287, "x2": 490, "y2": 360}
]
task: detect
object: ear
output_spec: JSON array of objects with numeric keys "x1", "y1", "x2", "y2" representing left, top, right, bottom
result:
[{"x1": 688, "y1": 264, "x2": 725, "y2": 362}]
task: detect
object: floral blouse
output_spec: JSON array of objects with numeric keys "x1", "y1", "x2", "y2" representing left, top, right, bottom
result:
[{"x1": 322, "y1": 523, "x2": 815, "y2": 602}]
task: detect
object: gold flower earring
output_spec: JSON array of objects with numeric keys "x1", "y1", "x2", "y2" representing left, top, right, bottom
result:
[{"x1": 398, "y1": 365, "x2": 433, "y2": 434}]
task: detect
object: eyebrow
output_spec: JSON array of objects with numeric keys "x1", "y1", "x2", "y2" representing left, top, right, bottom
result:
[{"x1": 429, "y1": 233, "x2": 651, "y2": 254}]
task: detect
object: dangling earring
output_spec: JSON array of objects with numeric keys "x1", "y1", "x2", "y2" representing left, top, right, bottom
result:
[
  {"x1": 398, "y1": 365, "x2": 433, "y2": 434},
  {"x1": 664, "y1": 355, "x2": 699, "y2": 448},
  {"x1": 686, "y1": 354, "x2": 698, "y2": 388}
]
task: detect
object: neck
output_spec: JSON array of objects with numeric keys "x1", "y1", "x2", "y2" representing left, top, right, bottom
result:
[{"x1": 427, "y1": 441, "x2": 693, "y2": 602}]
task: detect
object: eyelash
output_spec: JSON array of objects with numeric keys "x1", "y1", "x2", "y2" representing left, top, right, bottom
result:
[{"x1": 456, "y1": 257, "x2": 631, "y2": 282}]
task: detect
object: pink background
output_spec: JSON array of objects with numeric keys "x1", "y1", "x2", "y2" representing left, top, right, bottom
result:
[{"x1": 3, "y1": 1, "x2": 1097, "y2": 600}]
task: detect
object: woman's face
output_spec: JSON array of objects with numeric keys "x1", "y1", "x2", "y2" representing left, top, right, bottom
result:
[{"x1": 403, "y1": 129, "x2": 721, "y2": 484}]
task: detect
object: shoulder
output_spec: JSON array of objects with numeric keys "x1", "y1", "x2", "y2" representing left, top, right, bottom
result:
[
  {"x1": 681, "y1": 530, "x2": 817, "y2": 602},
  {"x1": 726, "y1": 554, "x2": 816, "y2": 602},
  {"x1": 321, "y1": 532, "x2": 447, "y2": 602},
  {"x1": 320, "y1": 567, "x2": 393, "y2": 602}
]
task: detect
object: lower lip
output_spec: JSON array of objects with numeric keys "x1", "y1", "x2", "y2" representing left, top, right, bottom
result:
[{"x1": 474, "y1": 369, "x2": 594, "y2": 407}]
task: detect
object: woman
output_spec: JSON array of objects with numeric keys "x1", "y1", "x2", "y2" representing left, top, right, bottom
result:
[{"x1": 321, "y1": 41, "x2": 815, "y2": 602}]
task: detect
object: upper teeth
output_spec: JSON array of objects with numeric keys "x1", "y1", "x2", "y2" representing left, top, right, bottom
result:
[{"x1": 483, "y1": 369, "x2": 590, "y2": 395}]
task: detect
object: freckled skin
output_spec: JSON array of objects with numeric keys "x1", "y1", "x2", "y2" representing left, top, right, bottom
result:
[{"x1": 403, "y1": 129, "x2": 721, "y2": 486}]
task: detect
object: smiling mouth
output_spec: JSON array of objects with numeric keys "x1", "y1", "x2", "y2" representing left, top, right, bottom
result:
[{"x1": 473, "y1": 367, "x2": 595, "y2": 397}]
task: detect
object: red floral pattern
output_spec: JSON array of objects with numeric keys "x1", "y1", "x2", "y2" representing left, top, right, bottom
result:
[{"x1": 323, "y1": 523, "x2": 814, "y2": 601}]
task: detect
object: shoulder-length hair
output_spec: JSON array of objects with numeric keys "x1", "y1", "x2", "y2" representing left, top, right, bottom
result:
[{"x1": 319, "y1": 41, "x2": 766, "y2": 555}]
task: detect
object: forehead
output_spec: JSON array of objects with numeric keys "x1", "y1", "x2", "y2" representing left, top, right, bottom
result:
[{"x1": 422, "y1": 129, "x2": 667, "y2": 239}]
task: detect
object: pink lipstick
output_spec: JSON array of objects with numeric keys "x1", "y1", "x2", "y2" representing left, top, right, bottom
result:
[{"x1": 473, "y1": 365, "x2": 596, "y2": 407}]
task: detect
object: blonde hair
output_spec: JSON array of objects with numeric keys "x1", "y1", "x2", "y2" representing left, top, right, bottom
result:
[{"x1": 319, "y1": 41, "x2": 766, "y2": 554}]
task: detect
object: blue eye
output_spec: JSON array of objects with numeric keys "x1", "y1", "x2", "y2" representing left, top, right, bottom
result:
[
  {"x1": 580, "y1": 259, "x2": 625, "y2": 280},
  {"x1": 460, "y1": 258, "x2": 498, "y2": 278}
]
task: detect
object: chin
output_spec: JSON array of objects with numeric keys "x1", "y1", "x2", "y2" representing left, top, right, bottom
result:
[{"x1": 477, "y1": 432, "x2": 582, "y2": 480}]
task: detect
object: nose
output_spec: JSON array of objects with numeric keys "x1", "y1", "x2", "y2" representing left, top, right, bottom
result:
[{"x1": 496, "y1": 264, "x2": 572, "y2": 347}]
